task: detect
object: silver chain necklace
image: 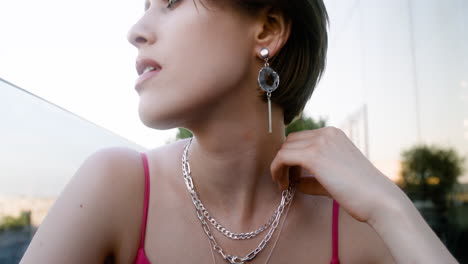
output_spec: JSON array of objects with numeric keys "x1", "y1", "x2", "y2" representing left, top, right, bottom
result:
[
  {"x1": 209, "y1": 189, "x2": 294, "y2": 264},
  {"x1": 182, "y1": 138, "x2": 296, "y2": 263},
  {"x1": 205, "y1": 203, "x2": 277, "y2": 240},
  {"x1": 182, "y1": 137, "x2": 286, "y2": 240}
]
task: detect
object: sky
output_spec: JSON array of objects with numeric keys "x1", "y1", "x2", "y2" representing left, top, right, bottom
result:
[
  {"x1": 0, "y1": 0, "x2": 177, "y2": 148},
  {"x1": 1, "y1": 0, "x2": 467, "y2": 188}
]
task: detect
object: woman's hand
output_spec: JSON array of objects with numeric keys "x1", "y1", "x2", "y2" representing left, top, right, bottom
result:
[
  {"x1": 270, "y1": 126, "x2": 460, "y2": 263},
  {"x1": 270, "y1": 126, "x2": 403, "y2": 224}
]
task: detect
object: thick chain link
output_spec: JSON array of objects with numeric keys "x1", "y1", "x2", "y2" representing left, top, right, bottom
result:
[
  {"x1": 182, "y1": 138, "x2": 296, "y2": 263},
  {"x1": 201, "y1": 201, "x2": 277, "y2": 239},
  {"x1": 182, "y1": 138, "x2": 283, "y2": 240}
]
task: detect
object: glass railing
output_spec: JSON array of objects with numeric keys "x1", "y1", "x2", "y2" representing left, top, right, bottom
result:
[{"x1": 0, "y1": 78, "x2": 146, "y2": 263}]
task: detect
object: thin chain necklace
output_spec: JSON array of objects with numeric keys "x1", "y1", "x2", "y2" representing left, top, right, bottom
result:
[
  {"x1": 209, "y1": 189, "x2": 294, "y2": 264},
  {"x1": 205, "y1": 203, "x2": 278, "y2": 240},
  {"x1": 182, "y1": 137, "x2": 296, "y2": 264},
  {"x1": 183, "y1": 137, "x2": 283, "y2": 240}
]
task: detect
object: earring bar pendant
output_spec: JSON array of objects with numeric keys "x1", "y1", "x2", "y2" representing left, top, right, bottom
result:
[{"x1": 267, "y1": 92, "x2": 272, "y2": 133}]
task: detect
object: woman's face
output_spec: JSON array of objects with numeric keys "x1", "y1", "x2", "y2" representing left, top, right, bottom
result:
[{"x1": 127, "y1": 0, "x2": 259, "y2": 129}]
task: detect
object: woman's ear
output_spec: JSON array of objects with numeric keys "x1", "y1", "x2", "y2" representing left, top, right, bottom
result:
[{"x1": 253, "y1": 7, "x2": 291, "y2": 59}]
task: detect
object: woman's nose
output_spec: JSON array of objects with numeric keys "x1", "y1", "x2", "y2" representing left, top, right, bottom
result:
[{"x1": 126, "y1": 19, "x2": 156, "y2": 48}]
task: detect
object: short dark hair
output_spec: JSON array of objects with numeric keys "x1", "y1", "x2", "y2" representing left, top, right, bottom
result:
[{"x1": 206, "y1": 0, "x2": 329, "y2": 125}]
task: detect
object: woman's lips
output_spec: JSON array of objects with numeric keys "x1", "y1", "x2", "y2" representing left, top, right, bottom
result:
[{"x1": 135, "y1": 69, "x2": 161, "y2": 92}]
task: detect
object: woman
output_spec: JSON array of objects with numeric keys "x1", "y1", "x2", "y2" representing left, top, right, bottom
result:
[{"x1": 20, "y1": 0, "x2": 458, "y2": 263}]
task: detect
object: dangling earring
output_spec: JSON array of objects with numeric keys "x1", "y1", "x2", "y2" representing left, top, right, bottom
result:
[{"x1": 257, "y1": 48, "x2": 280, "y2": 134}]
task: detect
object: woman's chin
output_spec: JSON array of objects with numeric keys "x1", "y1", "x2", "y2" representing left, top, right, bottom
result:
[{"x1": 138, "y1": 106, "x2": 183, "y2": 130}]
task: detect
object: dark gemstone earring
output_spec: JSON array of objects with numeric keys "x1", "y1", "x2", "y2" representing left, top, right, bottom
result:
[{"x1": 257, "y1": 48, "x2": 279, "y2": 133}]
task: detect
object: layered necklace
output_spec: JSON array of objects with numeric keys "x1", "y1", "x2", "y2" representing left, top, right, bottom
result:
[{"x1": 181, "y1": 138, "x2": 296, "y2": 264}]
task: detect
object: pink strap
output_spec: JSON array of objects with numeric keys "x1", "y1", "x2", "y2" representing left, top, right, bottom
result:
[
  {"x1": 137, "y1": 153, "x2": 340, "y2": 263},
  {"x1": 330, "y1": 199, "x2": 340, "y2": 264},
  {"x1": 138, "y1": 152, "x2": 150, "y2": 249}
]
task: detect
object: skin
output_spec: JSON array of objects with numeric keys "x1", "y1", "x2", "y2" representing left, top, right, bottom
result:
[{"x1": 20, "y1": 0, "x2": 458, "y2": 263}]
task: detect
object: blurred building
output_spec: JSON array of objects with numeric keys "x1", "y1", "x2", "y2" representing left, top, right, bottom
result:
[{"x1": 308, "y1": 0, "x2": 468, "y2": 183}]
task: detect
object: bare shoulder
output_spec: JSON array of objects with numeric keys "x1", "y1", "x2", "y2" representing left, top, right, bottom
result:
[
  {"x1": 112, "y1": 139, "x2": 190, "y2": 263},
  {"x1": 286, "y1": 193, "x2": 394, "y2": 263},
  {"x1": 328, "y1": 197, "x2": 396, "y2": 264},
  {"x1": 20, "y1": 146, "x2": 146, "y2": 264}
]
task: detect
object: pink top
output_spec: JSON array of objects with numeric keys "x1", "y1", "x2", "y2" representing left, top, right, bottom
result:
[{"x1": 134, "y1": 152, "x2": 341, "y2": 264}]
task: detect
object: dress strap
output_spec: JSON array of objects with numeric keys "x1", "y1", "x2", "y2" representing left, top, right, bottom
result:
[
  {"x1": 138, "y1": 152, "x2": 151, "y2": 249},
  {"x1": 330, "y1": 199, "x2": 340, "y2": 264}
]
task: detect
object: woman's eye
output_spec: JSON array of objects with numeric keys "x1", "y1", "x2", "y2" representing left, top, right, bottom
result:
[{"x1": 166, "y1": 0, "x2": 180, "y2": 9}]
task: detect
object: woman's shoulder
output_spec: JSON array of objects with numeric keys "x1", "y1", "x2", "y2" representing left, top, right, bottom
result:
[
  {"x1": 92, "y1": 138, "x2": 189, "y2": 185},
  {"x1": 335, "y1": 200, "x2": 395, "y2": 263},
  {"x1": 100, "y1": 140, "x2": 189, "y2": 262},
  {"x1": 20, "y1": 146, "x2": 149, "y2": 263},
  {"x1": 292, "y1": 194, "x2": 395, "y2": 263}
]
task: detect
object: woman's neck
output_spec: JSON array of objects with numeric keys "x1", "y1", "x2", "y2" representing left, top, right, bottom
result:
[{"x1": 185, "y1": 108, "x2": 286, "y2": 228}]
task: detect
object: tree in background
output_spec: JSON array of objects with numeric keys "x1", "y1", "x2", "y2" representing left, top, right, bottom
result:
[
  {"x1": 398, "y1": 144, "x2": 464, "y2": 208},
  {"x1": 174, "y1": 115, "x2": 327, "y2": 140},
  {"x1": 397, "y1": 144, "x2": 465, "y2": 244},
  {"x1": 285, "y1": 115, "x2": 327, "y2": 135},
  {"x1": 175, "y1": 127, "x2": 193, "y2": 140},
  {"x1": 0, "y1": 211, "x2": 31, "y2": 232}
]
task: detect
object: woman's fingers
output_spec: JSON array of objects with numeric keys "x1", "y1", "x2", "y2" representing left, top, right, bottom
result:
[
  {"x1": 271, "y1": 148, "x2": 308, "y2": 189},
  {"x1": 296, "y1": 176, "x2": 330, "y2": 197},
  {"x1": 270, "y1": 147, "x2": 330, "y2": 196},
  {"x1": 271, "y1": 147, "x2": 325, "y2": 195},
  {"x1": 287, "y1": 166, "x2": 302, "y2": 188}
]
